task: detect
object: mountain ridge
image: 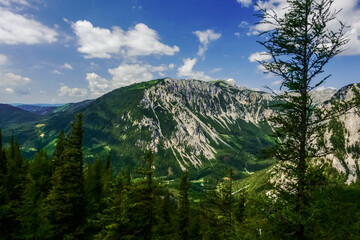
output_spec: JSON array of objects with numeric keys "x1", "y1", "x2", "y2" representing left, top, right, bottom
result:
[{"x1": 1, "y1": 78, "x2": 359, "y2": 180}]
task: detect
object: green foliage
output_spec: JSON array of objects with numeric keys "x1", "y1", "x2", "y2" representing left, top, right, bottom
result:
[
  {"x1": 178, "y1": 171, "x2": 190, "y2": 240},
  {"x1": 0, "y1": 127, "x2": 360, "y2": 239},
  {"x1": 45, "y1": 114, "x2": 86, "y2": 240},
  {"x1": 257, "y1": 0, "x2": 351, "y2": 239},
  {"x1": 20, "y1": 149, "x2": 52, "y2": 239},
  {"x1": 0, "y1": 135, "x2": 28, "y2": 239}
]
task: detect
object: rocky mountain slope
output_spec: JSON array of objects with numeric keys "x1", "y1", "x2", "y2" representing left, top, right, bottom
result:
[{"x1": 1, "y1": 78, "x2": 359, "y2": 180}]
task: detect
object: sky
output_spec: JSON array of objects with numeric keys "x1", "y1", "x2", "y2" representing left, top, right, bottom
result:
[{"x1": 0, "y1": 0, "x2": 359, "y2": 104}]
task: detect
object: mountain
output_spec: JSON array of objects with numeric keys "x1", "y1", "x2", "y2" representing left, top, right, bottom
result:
[
  {"x1": 1, "y1": 78, "x2": 359, "y2": 180},
  {"x1": 14, "y1": 104, "x2": 60, "y2": 115},
  {"x1": 323, "y1": 84, "x2": 360, "y2": 183},
  {"x1": 0, "y1": 104, "x2": 41, "y2": 127}
]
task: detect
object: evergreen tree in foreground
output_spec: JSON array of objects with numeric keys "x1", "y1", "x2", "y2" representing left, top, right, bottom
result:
[
  {"x1": 46, "y1": 114, "x2": 85, "y2": 240},
  {"x1": 256, "y1": 0, "x2": 355, "y2": 239}
]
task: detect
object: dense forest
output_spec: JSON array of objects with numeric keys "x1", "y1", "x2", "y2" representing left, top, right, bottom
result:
[
  {"x1": 2, "y1": 0, "x2": 360, "y2": 239},
  {"x1": 1, "y1": 114, "x2": 360, "y2": 240}
]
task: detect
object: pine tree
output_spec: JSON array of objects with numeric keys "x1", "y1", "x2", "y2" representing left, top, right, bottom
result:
[
  {"x1": 0, "y1": 129, "x2": 6, "y2": 179},
  {"x1": 256, "y1": 0, "x2": 350, "y2": 239},
  {"x1": 0, "y1": 136, "x2": 28, "y2": 239},
  {"x1": 85, "y1": 156, "x2": 104, "y2": 216},
  {"x1": 93, "y1": 168, "x2": 132, "y2": 240},
  {"x1": 51, "y1": 130, "x2": 65, "y2": 171},
  {"x1": 198, "y1": 176, "x2": 221, "y2": 240},
  {"x1": 102, "y1": 154, "x2": 113, "y2": 195},
  {"x1": 134, "y1": 150, "x2": 155, "y2": 240},
  {"x1": 21, "y1": 149, "x2": 52, "y2": 239},
  {"x1": 178, "y1": 171, "x2": 190, "y2": 240},
  {"x1": 155, "y1": 190, "x2": 176, "y2": 240},
  {"x1": 0, "y1": 129, "x2": 9, "y2": 239},
  {"x1": 46, "y1": 114, "x2": 85, "y2": 240},
  {"x1": 218, "y1": 169, "x2": 234, "y2": 239}
]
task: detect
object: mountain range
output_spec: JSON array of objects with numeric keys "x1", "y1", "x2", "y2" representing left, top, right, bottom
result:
[{"x1": 1, "y1": 78, "x2": 359, "y2": 181}]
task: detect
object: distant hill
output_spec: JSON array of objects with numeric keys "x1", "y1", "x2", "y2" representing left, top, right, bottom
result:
[
  {"x1": 15, "y1": 104, "x2": 60, "y2": 115},
  {"x1": 0, "y1": 104, "x2": 40, "y2": 127}
]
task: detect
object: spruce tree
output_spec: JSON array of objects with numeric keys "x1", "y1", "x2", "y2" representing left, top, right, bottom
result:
[
  {"x1": 156, "y1": 190, "x2": 176, "y2": 240},
  {"x1": 21, "y1": 149, "x2": 52, "y2": 239},
  {"x1": 1, "y1": 136, "x2": 27, "y2": 239},
  {"x1": 51, "y1": 130, "x2": 65, "y2": 171},
  {"x1": 85, "y1": 156, "x2": 104, "y2": 218},
  {"x1": 46, "y1": 114, "x2": 85, "y2": 240},
  {"x1": 178, "y1": 171, "x2": 190, "y2": 240},
  {"x1": 0, "y1": 129, "x2": 9, "y2": 239},
  {"x1": 256, "y1": 0, "x2": 350, "y2": 239},
  {"x1": 134, "y1": 150, "x2": 155, "y2": 240}
]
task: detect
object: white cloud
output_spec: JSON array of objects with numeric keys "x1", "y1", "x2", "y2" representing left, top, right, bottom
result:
[
  {"x1": 210, "y1": 67, "x2": 222, "y2": 73},
  {"x1": 238, "y1": 21, "x2": 249, "y2": 28},
  {"x1": 72, "y1": 20, "x2": 180, "y2": 59},
  {"x1": 237, "y1": 0, "x2": 252, "y2": 7},
  {"x1": 52, "y1": 70, "x2": 64, "y2": 75},
  {"x1": 86, "y1": 73, "x2": 112, "y2": 97},
  {"x1": 58, "y1": 85, "x2": 88, "y2": 97},
  {"x1": 193, "y1": 29, "x2": 221, "y2": 58},
  {"x1": 0, "y1": 72, "x2": 31, "y2": 95},
  {"x1": 86, "y1": 63, "x2": 171, "y2": 97},
  {"x1": 0, "y1": 54, "x2": 7, "y2": 65},
  {"x1": 0, "y1": 0, "x2": 29, "y2": 7},
  {"x1": 168, "y1": 63, "x2": 175, "y2": 69},
  {"x1": 252, "y1": 0, "x2": 360, "y2": 55},
  {"x1": 109, "y1": 63, "x2": 170, "y2": 88},
  {"x1": 61, "y1": 63, "x2": 73, "y2": 70},
  {"x1": 0, "y1": 7, "x2": 58, "y2": 45},
  {"x1": 177, "y1": 58, "x2": 212, "y2": 81},
  {"x1": 249, "y1": 51, "x2": 272, "y2": 62}
]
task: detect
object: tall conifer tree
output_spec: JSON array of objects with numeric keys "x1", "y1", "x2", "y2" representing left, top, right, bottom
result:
[
  {"x1": 256, "y1": 0, "x2": 350, "y2": 239},
  {"x1": 178, "y1": 171, "x2": 190, "y2": 240},
  {"x1": 46, "y1": 114, "x2": 85, "y2": 240}
]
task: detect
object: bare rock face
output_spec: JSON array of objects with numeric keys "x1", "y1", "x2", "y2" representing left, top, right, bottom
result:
[
  {"x1": 134, "y1": 79, "x2": 360, "y2": 181},
  {"x1": 324, "y1": 84, "x2": 360, "y2": 183},
  {"x1": 137, "y1": 78, "x2": 274, "y2": 170}
]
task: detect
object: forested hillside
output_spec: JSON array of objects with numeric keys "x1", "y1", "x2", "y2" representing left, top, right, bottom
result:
[{"x1": 1, "y1": 115, "x2": 360, "y2": 239}]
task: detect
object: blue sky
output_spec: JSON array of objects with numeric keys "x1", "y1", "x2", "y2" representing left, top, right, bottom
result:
[{"x1": 0, "y1": 0, "x2": 359, "y2": 104}]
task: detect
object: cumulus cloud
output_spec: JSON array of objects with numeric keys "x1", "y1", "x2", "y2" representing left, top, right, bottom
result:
[
  {"x1": 0, "y1": 0, "x2": 29, "y2": 7},
  {"x1": 237, "y1": 0, "x2": 252, "y2": 7},
  {"x1": 193, "y1": 29, "x2": 221, "y2": 58},
  {"x1": 0, "y1": 72, "x2": 31, "y2": 95},
  {"x1": 86, "y1": 73, "x2": 111, "y2": 97},
  {"x1": 249, "y1": 51, "x2": 272, "y2": 62},
  {"x1": 72, "y1": 20, "x2": 180, "y2": 59},
  {"x1": 0, "y1": 54, "x2": 7, "y2": 65},
  {"x1": 251, "y1": 0, "x2": 360, "y2": 55},
  {"x1": 52, "y1": 70, "x2": 64, "y2": 75},
  {"x1": 58, "y1": 85, "x2": 88, "y2": 97},
  {"x1": 61, "y1": 63, "x2": 73, "y2": 70},
  {"x1": 0, "y1": 7, "x2": 58, "y2": 45},
  {"x1": 109, "y1": 63, "x2": 157, "y2": 88},
  {"x1": 177, "y1": 58, "x2": 212, "y2": 81},
  {"x1": 86, "y1": 63, "x2": 171, "y2": 97}
]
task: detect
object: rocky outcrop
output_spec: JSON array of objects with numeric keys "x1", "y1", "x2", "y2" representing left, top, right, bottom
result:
[{"x1": 137, "y1": 78, "x2": 274, "y2": 170}]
